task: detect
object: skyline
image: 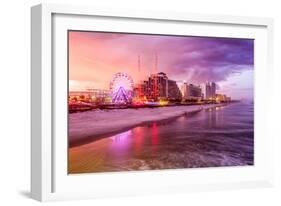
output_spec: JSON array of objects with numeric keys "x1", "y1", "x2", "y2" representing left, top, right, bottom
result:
[{"x1": 69, "y1": 31, "x2": 254, "y2": 100}]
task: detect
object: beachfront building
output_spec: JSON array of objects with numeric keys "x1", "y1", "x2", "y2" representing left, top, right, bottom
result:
[
  {"x1": 167, "y1": 79, "x2": 182, "y2": 101},
  {"x1": 69, "y1": 89, "x2": 111, "y2": 103},
  {"x1": 181, "y1": 83, "x2": 203, "y2": 101},
  {"x1": 135, "y1": 72, "x2": 182, "y2": 101},
  {"x1": 205, "y1": 82, "x2": 216, "y2": 100},
  {"x1": 215, "y1": 94, "x2": 231, "y2": 103},
  {"x1": 176, "y1": 81, "x2": 186, "y2": 97},
  {"x1": 150, "y1": 72, "x2": 169, "y2": 99},
  {"x1": 215, "y1": 94, "x2": 226, "y2": 103}
]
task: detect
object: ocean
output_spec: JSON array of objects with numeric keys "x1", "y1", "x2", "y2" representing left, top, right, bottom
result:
[{"x1": 69, "y1": 102, "x2": 254, "y2": 173}]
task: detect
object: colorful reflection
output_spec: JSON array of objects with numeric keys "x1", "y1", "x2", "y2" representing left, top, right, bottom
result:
[
  {"x1": 69, "y1": 103, "x2": 254, "y2": 174},
  {"x1": 152, "y1": 123, "x2": 159, "y2": 145},
  {"x1": 133, "y1": 127, "x2": 144, "y2": 155}
]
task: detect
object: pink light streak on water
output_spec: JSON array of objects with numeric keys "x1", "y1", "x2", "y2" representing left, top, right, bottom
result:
[{"x1": 152, "y1": 123, "x2": 159, "y2": 145}]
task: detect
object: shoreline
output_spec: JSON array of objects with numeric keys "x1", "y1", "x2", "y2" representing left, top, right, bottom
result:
[{"x1": 69, "y1": 103, "x2": 229, "y2": 148}]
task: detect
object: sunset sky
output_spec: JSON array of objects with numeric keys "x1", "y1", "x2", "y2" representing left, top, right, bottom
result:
[{"x1": 68, "y1": 31, "x2": 254, "y2": 100}]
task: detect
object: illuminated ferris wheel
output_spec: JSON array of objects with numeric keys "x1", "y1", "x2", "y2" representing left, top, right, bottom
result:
[{"x1": 110, "y1": 72, "x2": 134, "y2": 104}]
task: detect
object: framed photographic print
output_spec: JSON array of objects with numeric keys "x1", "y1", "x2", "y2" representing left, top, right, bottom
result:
[{"x1": 31, "y1": 3, "x2": 274, "y2": 201}]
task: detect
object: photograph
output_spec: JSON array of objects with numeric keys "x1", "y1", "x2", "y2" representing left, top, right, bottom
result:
[{"x1": 67, "y1": 31, "x2": 254, "y2": 174}]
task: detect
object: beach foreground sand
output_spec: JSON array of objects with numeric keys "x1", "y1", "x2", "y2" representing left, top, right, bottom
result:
[{"x1": 69, "y1": 104, "x2": 226, "y2": 147}]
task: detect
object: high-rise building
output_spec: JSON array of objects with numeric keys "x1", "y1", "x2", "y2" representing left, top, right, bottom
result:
[
  {"x1": 205, "y1": 82, "x2": 210, "y2": 99},
  {"x1": 167, "y1": 79, "x2": 182, "y2": 100},
  {"x1": 205, "y1": 82, "x2": 216, "y2": 100},
  {"x1": 182, "y1": 83, "x2": 202, "y2": 101},
  {"x1": 211, "y1": 82, "x2": 216, "y2": 98},
  {"x1": 137, "y1": 72, "x2": 182, "y2": 101},
  {"x1": 182, "y1": 82, "x2": 188, "y2": 99},
  {"x1": 176, "y1": 81, "x2": 186, "y2": 98},
  {"x1": 146, "y1": 72, "x2": 169, "y2": 99}
]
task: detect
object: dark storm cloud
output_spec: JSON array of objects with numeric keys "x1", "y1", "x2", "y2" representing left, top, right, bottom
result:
[{"x1": 157, "y1": 36, "x2": 254, "y2": 82}]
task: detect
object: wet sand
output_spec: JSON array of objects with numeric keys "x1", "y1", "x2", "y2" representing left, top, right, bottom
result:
[{"x1": 67, "y1": 104, "x2": 249, "y2": 174}]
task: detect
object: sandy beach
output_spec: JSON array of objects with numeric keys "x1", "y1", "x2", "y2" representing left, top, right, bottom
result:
[
  {"x1": 69, "y1": 104, "x2": 226, "y2": 147},
  {"x1": 68, "y1": 102, "x2": 254, "y2": 174}
]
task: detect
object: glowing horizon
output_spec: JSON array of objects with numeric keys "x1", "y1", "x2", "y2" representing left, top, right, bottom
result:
[{"x1": 68, "y1": 31, "x2": 254, "y2": 100}]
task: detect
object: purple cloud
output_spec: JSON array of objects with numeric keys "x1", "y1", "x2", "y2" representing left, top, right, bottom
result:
[{"x1": 70, "y1": 31, "x2": 254, "y2": 99}]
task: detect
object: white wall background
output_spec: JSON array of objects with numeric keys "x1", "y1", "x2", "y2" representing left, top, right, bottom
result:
[{"x1": 0, "y1": 0, "x2": 280, "y2": 205}]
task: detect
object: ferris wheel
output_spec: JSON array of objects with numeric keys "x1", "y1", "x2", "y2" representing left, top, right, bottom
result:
[{"x1": 110, "y1": 72, "x2": 134, "y2": 103}]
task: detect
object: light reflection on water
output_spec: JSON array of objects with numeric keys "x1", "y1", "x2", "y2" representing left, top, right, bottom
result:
[{"x1": 70, "y1": 103, "x2": 254, "y2": 173}]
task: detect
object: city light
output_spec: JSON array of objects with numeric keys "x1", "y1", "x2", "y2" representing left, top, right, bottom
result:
[
  {"x1": 69, "y1": 61, "x2": 231, "y2": 111},
  {"x1": 69, "y1": 71, "x2": 231, "y2": 112}
]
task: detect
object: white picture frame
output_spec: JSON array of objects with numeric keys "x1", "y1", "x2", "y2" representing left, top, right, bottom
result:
[{"x1": 31, "y1": 3, "x2": 274, "y2": 202}]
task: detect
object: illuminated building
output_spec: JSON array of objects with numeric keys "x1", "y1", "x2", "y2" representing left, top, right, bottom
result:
[
  {"x1": 215, "y1": 94, "x2": 226, "y2": 102},
  {"x1": 136, "y1": 72, "x2": 182, "y2": 101},
  {"x1": 215, "y1": 94, "x2": 231, "y2": 103},
  {"x1": 149, "y1": 72, "x2": 169, "y2": 99},
  {"x1": 69, "y1": 89, "x2": 111, "y2": 103},
  {"x1": 134, "y1": 53, "x2": 181, "y2": 101}
]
